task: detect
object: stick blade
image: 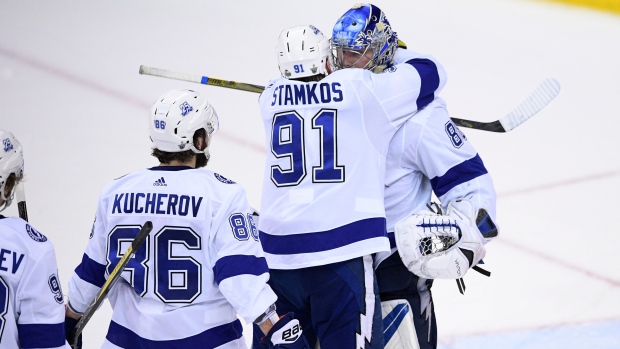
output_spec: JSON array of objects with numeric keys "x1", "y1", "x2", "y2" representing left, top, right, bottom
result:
[{"x1": 499, "y1": 78, "x2": 561, "y2": 132}]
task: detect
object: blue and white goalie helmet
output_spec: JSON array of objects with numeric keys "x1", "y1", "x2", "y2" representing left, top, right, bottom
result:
[
  {"x1": 276, "y1": 25, "x2": 330, "y2": 79},
  {"x1": 149, "y1": 89, "x2": 219, "y2": 153},
  {"x1": 0, "y1": 129, "x2": 24, "y2": 211},
  {"x1": 331, "y1": 3, "x2": 398, "y2": 72}
]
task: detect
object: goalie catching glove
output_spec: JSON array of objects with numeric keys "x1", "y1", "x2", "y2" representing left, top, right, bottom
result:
[{"x1": 394, "y1": 199, "x2": 496, "y2": 279}]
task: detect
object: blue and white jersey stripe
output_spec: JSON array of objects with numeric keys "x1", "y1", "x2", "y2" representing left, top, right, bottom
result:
[
  {"x1": 430, "y1": 154, "x2": 488, "y2": 197},
  {"x1": 74, "y1": 253, "x2": 106, "y2": 287},
  {"x1": 106, "y1": 319, "x2": 243, "y2": 349}
]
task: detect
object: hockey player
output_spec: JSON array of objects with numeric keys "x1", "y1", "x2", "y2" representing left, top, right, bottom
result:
[
  {"x1": 331, "y1": 4, "x2": 500, "y2": 349},
  {"x1": 64, "y1": 89, "x2": 309, "y2": 349},
  {"x1": 254, "y1": 11, "x2": 446, "y2": 348},
  {"x1": 0, "y1": 129, "x2": 70, "y2": 349}
]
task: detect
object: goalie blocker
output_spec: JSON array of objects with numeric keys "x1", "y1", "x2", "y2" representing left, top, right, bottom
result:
[{"x1": 394, "y1": 200, "x2": 498, "y2": 280}]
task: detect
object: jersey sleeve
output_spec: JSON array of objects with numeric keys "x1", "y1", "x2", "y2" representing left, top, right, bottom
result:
[
  {"x1": 365, "y1": 48, "x2": 447, "y2": 128},
  {"x1": 67, "y1": 195, "x2": 109, "y2": 314},
  {"x1": 15, "y1": 242, "x2": 68, "y2": 348},
  {"x1": 402, "y1": 100, "x2": 498, "y2": 228},
  {"x1": 210, "y1": 186, "x2": 277, "y2": 324}
]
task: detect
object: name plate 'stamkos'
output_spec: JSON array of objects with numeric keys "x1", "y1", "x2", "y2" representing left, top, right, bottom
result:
[{"x1": 270, "y1": 82, "x2": 344, "y2": 106}]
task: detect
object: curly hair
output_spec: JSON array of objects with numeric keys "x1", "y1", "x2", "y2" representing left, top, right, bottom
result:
[{"x1": 151, "y1": 128, "x2": 208, "y2": 167}]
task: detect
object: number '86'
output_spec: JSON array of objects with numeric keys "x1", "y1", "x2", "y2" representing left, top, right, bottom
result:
[{"x1": 155, "y1": 120, "x2": 166, "y2": 129}]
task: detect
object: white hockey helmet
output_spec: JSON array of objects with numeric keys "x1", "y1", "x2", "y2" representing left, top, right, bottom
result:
[
  {"x1": 276, "y1": 25, "x2": 330, "y2": 79},
  {"x1": 0, "y1": 129, "x2": 24, "y2": 211},
  {"x1": 148, "y1": 89, "x2": 219, "y2": 153}
]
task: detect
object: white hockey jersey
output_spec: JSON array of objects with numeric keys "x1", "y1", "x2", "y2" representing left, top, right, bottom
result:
[
  {"x1": 0, "y1": 215, "x2": 69, "y2": 349},
  {"x1": 258, "y1": 54, "x2": 447, "y2": 269},
  {"x1": 382, "y1": 97, "x2": 497, "y2": 248},
  {"x1": 67, "y1": 166, "x2": 277, "y2": 348},
  {"x1": 380, "y1": 50, "x2": 498, "y2": 264}
]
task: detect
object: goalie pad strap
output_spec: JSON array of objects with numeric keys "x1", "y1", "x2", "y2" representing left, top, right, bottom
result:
[{"x1": 472, "y1": 265, "x2": 491, "y2": 277}]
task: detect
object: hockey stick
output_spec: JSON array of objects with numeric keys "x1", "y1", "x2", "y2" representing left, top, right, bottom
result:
[
  {"x1": 138, "y1": 65, "x2": 264, "y2": 93},
  {"x1": 16, "y1": 182, "x2": 28, "y2": 222},
  {"x1": 67, "y1": 221, "x2": 153, "y2": 348},
  {"x1": 139, "y1": 65, "x2": 560, "y2": 133},
  {"x1": 451, "y1": 78, "x2": 561, "y2": 132}
]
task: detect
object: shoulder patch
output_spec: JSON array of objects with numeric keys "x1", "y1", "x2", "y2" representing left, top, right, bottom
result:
[
  {"x1": 214, "y1": 173, "x2": 235, "y2": 184},
  {"x1": 445, "y1": 121, "x2": 467, "y2": 148},
  {"x1": 26, "y1": 224, "x2": 47, "y2": 242}
]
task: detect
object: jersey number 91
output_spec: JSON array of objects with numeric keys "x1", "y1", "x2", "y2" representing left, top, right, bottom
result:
[{"x1": 271, "y1": 109, "x2": 345, "y2": 186}]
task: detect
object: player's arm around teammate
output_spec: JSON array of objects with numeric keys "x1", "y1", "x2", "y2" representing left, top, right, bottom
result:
[
  {"x1": 253, "y1": 3, "x2": 450, "y2": 346},
  {"x1": 329, "y1": 4, "x2": 499, "y2": 349},
  {"x1": 378, "y1": 97, "x2": 498, "y2": 349}
]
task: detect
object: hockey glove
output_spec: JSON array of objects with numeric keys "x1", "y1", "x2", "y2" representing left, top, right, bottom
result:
[
  {"x1": 64, "y1": 316, "x2": 82, "y2": 349},
  {"x1": 263, "y1": 313, "x2": 310, "y2": 349},
  {"x1": 394, "y1": 200, "x2": 488, "y2": 279}
]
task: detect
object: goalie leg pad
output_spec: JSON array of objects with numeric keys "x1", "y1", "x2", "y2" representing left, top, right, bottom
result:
[{"x1": 382, "y1": 299, "x2": 420, "y2": 349}]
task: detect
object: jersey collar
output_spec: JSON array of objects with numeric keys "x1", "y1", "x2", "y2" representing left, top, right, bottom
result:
[{"x1": 148, "y1": 166, "x2": 194, "y2": 171}]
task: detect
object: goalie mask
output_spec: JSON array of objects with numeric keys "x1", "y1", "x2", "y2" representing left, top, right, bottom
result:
[
  {"x1": 148, "y1": 89, "x2": 219, "y2": 154},
  {"x1": 330, "y1": 3, "x2": 398, "y2": 72},
  {"x1": 0, "y1": 129, "x2": 24, "y2": 212},
  {"x1": 276, "y1": 25, "x2": 330, "y2": 79}
]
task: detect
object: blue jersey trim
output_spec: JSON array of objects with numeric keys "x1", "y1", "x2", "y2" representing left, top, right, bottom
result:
[
  {"x1": 0, "y1": 215, "x2": 5, "y2": 219},
  {"x1": 148, "y1": 166, "x2": 194, "y2": 171},
  {"x1": 405, "y1": 58, "x2": 439, "y2": 110},
  {"x1": 18, "y1": 323, "x2": 66, "y2": 348},
  {"x1": 74, "y1": 253, "x2": 107, "y2": 288},
  {"x1": 106, "y1": 319, "x2": 243, "y2": 349},
  {"x1": 430, "y1": 154, "x2": 488, "y2": 197},
  {"x1": 387, "y1": 232, "x2": 396, "y2": 249},
  {"x1": 259, "y1": 217, "x2": 387, "y2": 255},
  {"x1": 213, "y1": 255, "x2": 269, "y2": 285}
]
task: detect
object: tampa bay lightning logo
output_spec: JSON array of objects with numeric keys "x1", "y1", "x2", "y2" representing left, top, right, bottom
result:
[
  {"x1": 215, "y1": 173, "x2": 235, "y2": 184},
  {"x1": 384, "y1": 65, "x2": 397, "y2": 73},
  {"x1": 179, "y1": 101, "x2": 193, "y2": 117},
  {"x1": 3, "y1": 138, "x2": 13, "y2": 152},
  {"x1": 26, "y1": 224, "x2": 47, "y2": 242}
]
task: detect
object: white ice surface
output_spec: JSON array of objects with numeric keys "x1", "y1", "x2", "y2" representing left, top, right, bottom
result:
[{"x1": 1, "y1": 0, "x2": 619, "y2": 348}]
